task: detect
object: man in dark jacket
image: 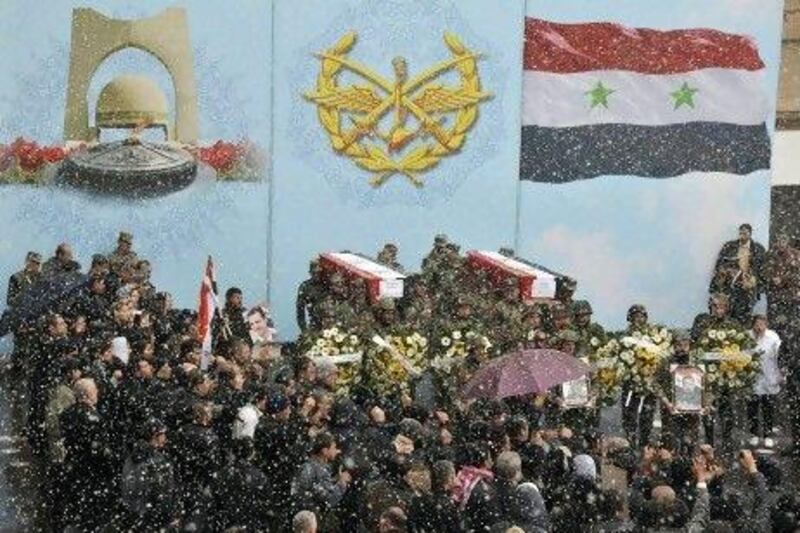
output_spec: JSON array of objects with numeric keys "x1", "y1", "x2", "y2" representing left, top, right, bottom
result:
[
  {"x1": 408, "y1": 460, "x2": 461, "y2": 533},
  {"x1": 171, "y1": 401, "x2": 221, "y2": 526},
  {"x1": 213, "y1": 287, "x2": 251, "y2": 353},
  {"x1": 254, "y1": 389, "x2": 304, "y2": 525},
  {"x1": 121, "y1": 418, "x2": 179, "y2": 530},
  {"x1": 291, "y1": 432, "x2": 352, "y2": 520},
  {"x1": 710, "y1": 223, "x2": 766, "y2": 323},
  {"x1": 60, "y1": 378, "x2": 115, "y2": 531},
  {"x1": 67, "y1": 273, "x2": 111, "y2": 328},
  {"x1": 212, "y1": 437, "x2": 271, "y2": 531}
]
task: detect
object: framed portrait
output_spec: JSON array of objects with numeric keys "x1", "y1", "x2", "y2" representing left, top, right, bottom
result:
[
  {"x1": 673, "y1": 366, "x2": 704, "y2": 413},
  {"x1": 562, "y1": 376, "x2": 592, "y2": 409}
]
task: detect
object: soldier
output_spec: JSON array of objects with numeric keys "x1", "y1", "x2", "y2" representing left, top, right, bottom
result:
[
  {"x1": 691, "y1": 294, "x2": 739, "y2": 448},
  {"x1": 376, "y1": 243, "x2": 404, "y2": 273},
  {"x1": 373, "y1": 297, "x2": 401, "y2": 333},
  {"x1": 88, "y1": 254, "x2": 110, "y2": 278},
  {"x1": 690, "y1": 293, "x2": 739, "y2": 342},
  {"x1": 316, "y1": 272, "x2": 358, "y2": 332},
  {"x1": 491, "y1": 277, "x2": 525, "y2": 353},
  {"x1": 401, "y1": 276, "x2": 435, "y2": 333},
  {"x1": 296, "y1": 260, "x2": 324, "y2": 332},
  {"x1": 764, "y1": 233, "x2": 800, "y2": 345},
  {"x1": 710, "y1": 223, "x2": 766, "y2": 324},
  {"x1": 7, "y1": 251, "x2": 42, "y2": 308},
  {"x1": 654, "y1": 330, "x2": 705, "y2": 453},
  {"x1": 764, "y1": 235, "x2": 800, "y2": 454},
  {"x1": 621, "y1": 305, "x2": 658, "y2": 448},
  {"x1": 545, "y1": 303, "x2": 572, "y2": 345},
  {"x1": 135, "y1": 260, "x2": 156, "y2": 301},
  {"x1": 421, "y1": 234, "x2": 449, "y2": 272},
  {"x1": 521, "y1": 304, "x2": 549, "y2": 349},
  {"x1": 555, "y1": 277, "x2": 577, "y2": 308},
  {"x1": 571, "y1": 300, "x2": 606, "y2": 357},
  {"x1": 42, "y1": 243, "x2": 81, "y2": 276},
  {"x1": 108, "y1": 231, "x2": 139, "y2": 275},
  {"x1": 6, "y1": 251, "x2": 42, "y2": 377},
  {"x1": 551, "y1": 329, "x2": 599, "y2": 433}
]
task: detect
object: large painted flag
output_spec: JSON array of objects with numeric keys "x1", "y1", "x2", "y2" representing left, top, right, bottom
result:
[
  {"x1": 197, "y1": 256, "x2": 217, "y2": 371},
  {"x1": 520, "y1": 18, "x2": 771, "y2": 183}
]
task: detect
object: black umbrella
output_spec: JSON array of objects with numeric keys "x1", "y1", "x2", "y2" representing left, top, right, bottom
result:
[{"x1": 0, "y1": 271, "x2": 86, "y2": 336}]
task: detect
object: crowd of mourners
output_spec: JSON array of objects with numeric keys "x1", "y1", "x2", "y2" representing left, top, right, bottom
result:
[{"x1": 1, "y1": 226, "x2": 800, "y2": 532}]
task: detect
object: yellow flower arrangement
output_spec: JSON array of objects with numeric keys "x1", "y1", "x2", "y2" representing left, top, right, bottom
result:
[
  {"x1": 303, "y1": 326, "x2": 363, "y2": 395},
  {"x1": 366, "y1": 332, "x2": 430, "y2": 394}
]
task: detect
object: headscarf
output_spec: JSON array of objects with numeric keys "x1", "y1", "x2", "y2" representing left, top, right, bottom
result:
[{"x1": 573, "y1": 454, "x2": 597, "y2": 481}]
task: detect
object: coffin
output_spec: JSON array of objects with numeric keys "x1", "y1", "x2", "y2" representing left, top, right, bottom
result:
[
  {"x1": 466, "y1": 250, "x2": 558, "y2": 300},
  {"x1": 319, "y1": 252, "x2": 405, "y2": 303}
]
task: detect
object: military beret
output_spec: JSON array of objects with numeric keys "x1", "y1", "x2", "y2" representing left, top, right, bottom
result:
[
  {"x1": 434, "y1": 234, "x2": 449, "y2": 244},
  {"x1": 561, "y1": 277, "x2": 577, "y2": 290},
  {"x1": 572, "y1": 300, "x2": 593, "y2": 315},
  {"x1": 118, "y1": 231, "x2": 133, "y2": 244},
  {"x1": 672, "y1": 329, "x2": 691, "y2": 343},
  {"x1": 26, "y1": 251, "x2": 42, "y2": 263},
  {"x1": 383, "y1": 243, "x2": 398, "y2": 252},
  {"x1": 498, "y1": 247, "x2": 515, "y2": 257},
  {"x1": 551, "y1": 304, "x2": 570, "y2": 319},
  {"x1": 627, "y1": 304, "x2": 647, "y2": 319}
]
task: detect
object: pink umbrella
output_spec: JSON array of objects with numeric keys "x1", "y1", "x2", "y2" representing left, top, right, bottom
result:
[{"x1": 461, "y1": 348, "x2": 591, "y2": 400}]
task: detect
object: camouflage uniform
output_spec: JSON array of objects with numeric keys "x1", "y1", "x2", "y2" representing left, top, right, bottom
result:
[
  {"x1": 107, "y1": 231, "x2": 139, "y2": 275},
  {"x1": 550, "y1": 330, "x2": 599, "y2": 432},
  {"x1": 520, "y1": 304, "x2": 549, "y2": 349},
  {"x1": 296, "y1": 261, "x2": 325, "y2": 332},
  {"x1": 763, "y1": 238, "x2": 800, "y2": 447},
  {"x1": 570, "y1": 300, "x2": 606, "y2": 358},
  {"x1": 376, "y1": 243, "x2": 405, "y2": 274},
  {"x1": 620, "y1": 305, "x2": 659, "y2": 449},
  {"x1": 490, "y1": 278, "x2": 526, "y2": 353},
  {"x1": 691, "y1": 294, "x2": 740, "y2": 448},
  {"x1": 654, "y1": 330, "x2": 704, "y2": 453}
]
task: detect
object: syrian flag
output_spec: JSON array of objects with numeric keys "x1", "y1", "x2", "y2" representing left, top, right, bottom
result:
[
  {"x1": 521, "y1": 18, "x2": 771, "y2": 183},
  {"x1": 197, "y1": 256, "x2": 217, "y2": 371}
]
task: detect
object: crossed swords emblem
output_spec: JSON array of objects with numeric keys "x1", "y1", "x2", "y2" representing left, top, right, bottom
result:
[{"x1": 305, "y1": 32, "x2": 491, "y2": 186}]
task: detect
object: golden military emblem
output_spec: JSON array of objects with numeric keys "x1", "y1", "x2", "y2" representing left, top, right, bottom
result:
[{"x1": 305, "y1": 31, "x2": 491, "y2": 187}]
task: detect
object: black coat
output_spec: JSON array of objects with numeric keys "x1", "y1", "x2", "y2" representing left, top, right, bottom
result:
[
  {"x1": 212, "y1": 458, "x2": 271, "y2": 531},
  {"x1": 408, "y1": 491, "x2": 462, "y2": 533},
  {"x1": 121, "y1": 442, "x2": 179, "y2": 529},
  {"x1": 59, "y1": 402, "x2": 115, "y2": 528}
]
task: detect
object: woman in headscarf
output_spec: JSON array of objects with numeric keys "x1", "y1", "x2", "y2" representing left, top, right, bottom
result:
[{"x1": 552, "y1": 454, "x2": 604, "y2": 531}]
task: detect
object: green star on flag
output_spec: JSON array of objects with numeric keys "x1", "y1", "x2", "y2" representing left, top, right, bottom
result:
[
  {"x1": 586, "y1": 81, "x2": 614, "y2": 109},
  {"x1": 671, "y1": 82, "x2": 699, "y2": 109}
]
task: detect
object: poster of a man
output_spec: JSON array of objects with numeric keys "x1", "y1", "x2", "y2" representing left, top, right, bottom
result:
[
  {"x1": 674, "y1": 366, "x2": 704, "y2": 413},
  {"x1": 562, "y1": 376, "x2": 591, "y2": 408}
]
